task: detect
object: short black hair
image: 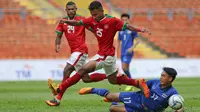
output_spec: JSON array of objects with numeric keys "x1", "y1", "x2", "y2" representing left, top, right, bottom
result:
[
  {"x1": 88, "y1": 1, "x2": 103, "y2": 11},
  {"x1": 163, "y1": 67, "x2": 177, "y2": 82},
  {"x1": 66, "y1": 1, "x2": 76, "y2": 6},
  {"x1": 121, "y1": 13, "x2": 130, "y2": 19}
]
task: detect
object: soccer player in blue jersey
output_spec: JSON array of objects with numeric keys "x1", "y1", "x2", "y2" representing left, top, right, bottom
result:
[
  {"x1": 117, "y1": 13, "x2": 140, "y2": 91},
  {"x1": 79, "y1": 67, "x2": 184, "y2": 112}
]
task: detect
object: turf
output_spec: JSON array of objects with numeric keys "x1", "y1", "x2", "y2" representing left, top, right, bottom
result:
[{"x1": 0, "y1": 78, "x2": 200, "y2": 112}]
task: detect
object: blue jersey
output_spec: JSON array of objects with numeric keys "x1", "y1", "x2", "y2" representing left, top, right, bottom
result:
[
  {"x1": 142, "y1": 79, "x2": 178, "y2": 111},
  {"x1": 118, "y1": 29, "x2": 138, "y2": 56}
]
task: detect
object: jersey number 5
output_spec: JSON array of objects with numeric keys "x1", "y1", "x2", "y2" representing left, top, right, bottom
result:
[
  {"x1": 96, "y1": 28, "x2": 103, "y2": 37},
  {"x1": 68, "y1": 26, "x2": 75, "y2": 33}
]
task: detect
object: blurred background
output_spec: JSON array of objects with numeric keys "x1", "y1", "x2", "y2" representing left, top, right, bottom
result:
[{"x1": 0, "y1": 0, "x2": 200, "y2": 80}]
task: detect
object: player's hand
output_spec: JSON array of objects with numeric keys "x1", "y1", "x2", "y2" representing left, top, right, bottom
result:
[
  {"x1": 127, "y1": 48, "x2": 133, "y2": 53},
  {"x1": 141, "y1": 28, "x2": 151, "y2": 35},
  {"x1": 59, "y1": 19, "x2": 68, "y2": 24},
  {"x1": 55, "y1": 45, "x2": 60, "y2": 53}
]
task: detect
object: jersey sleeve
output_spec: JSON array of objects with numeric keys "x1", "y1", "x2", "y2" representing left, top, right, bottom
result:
[
  {"x1": 55, "y1": 23, "x2": 63, "y2": 35},
  {"x1": 146, "y1": 79, "x2": 159, "y2": 88},
  {"x1": 118, "y1": 32, "x2": 122, "y2": 40},
  {"x1": 79, "y1": 17, "x2": 92, "y2": 26},
  {"x1": 132, "y1": 31, "x2": 138, "y2": 39},
  {"x1": 114, "y1": 17, "x2": 127, "y2": 31}
]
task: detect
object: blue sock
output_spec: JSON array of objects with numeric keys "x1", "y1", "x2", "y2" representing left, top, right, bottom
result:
[
  {"x1": 124, "y1": 69, "x2": 132, "y2": 78},
  {"x1": 91, "y1": 88, "x2": 109, "y2": 97},
  {"x1": 111, "y1": 102, "x2": 118, "y2": 105}
]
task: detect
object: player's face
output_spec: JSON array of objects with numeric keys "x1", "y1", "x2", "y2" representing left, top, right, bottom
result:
[
  {"x1": 121, "y1": 16, "x2": 129, "y2": 23},
  {"x1": 90, "y1": 9, "x2": 104, "y2": 21},
  {"x1": 65, "y1": 5, "x2": 77, "y2": 19},
  {"x1": 160, "y1": 71, "x2": 173, "y2": 85}
]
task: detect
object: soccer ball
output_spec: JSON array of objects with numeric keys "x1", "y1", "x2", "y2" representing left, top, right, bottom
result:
[{"x1": 168, "y1": 94, "x2": 184, "y2": 110}]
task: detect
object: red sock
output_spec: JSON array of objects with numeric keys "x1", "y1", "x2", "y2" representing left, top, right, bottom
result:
[
  {"x1": 90, "y1": 73, "x2": 107, "y2": 82},
  {"x1": 62, "y1": 75, "x2": 70, "y2": 82},
  {"x1": 117, "y1": 75, "x2": 138, "y2": 87},
  {"x1": 56, "y1": 73, "x2": 81, "y2": 100}
]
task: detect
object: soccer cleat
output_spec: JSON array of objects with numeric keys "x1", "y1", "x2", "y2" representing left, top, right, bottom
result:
[
  {"x1": 138, "y1": 79, "x2": 150, "y2": 98},
  {"x1": 78, "y1": 87, "x2": 93, "y2": 95},
  {"x1": 103, "y1": 97, "x2": 111, "y2": 102},
  {"x1": 48, "y1": 79, "x2": 59, "y2": 96},
  {"x1": 124, "y1": 86, "x2": 134, "y2": 91},
  {"x1": 45, "y1": 98, "x2": 60, "y2": 106}
]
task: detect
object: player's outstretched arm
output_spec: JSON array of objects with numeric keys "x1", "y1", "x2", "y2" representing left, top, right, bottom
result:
[
  {"x1": 60, "y1": 19, "x2": 82, "y2": 26},
  {"x1": 55, "y1": 34, "x2": 62, "y2": 53},
  {"x1": 126, "y1": 24, "x2": 151, "y2": 35}
]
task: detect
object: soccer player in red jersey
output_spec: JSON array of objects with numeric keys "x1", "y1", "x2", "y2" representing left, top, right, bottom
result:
[
  {"x1": 46, "y1": 1, "x2": 151, "y2": 106},
  {"x1": 46, "y1": 1, "x2": 107, "y2": 106}
]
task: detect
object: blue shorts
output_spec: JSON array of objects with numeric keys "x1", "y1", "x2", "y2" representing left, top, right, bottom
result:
[
  {"x1": 119, "y1": 92, "x2": 144, "y2": 112},
  {"x1": 121, "y1": 54, "x2": 133, "y2": 64}
]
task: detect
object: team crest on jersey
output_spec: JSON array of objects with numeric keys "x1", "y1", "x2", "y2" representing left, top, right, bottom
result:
[
  {"x1": 127, "y1": 30, "x2": 132, "y2": 34},
  {"x1": 161, "y1": 93, "x2": 168, "y2": 98},
  {"x1": 104, "y1": 25, "x2": 109, "y2": 29}
]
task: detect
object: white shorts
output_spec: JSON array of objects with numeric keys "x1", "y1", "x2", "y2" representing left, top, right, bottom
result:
[
  {"x1": 67, "y1": 52, "x2": 88, "y2": 71},
  {"x1": 90, "y1": 54, "x2": 117, "y2": 75}
]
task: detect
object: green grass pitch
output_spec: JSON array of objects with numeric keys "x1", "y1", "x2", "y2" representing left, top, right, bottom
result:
[{"x1": 0, "y1": 78, "x2": 200, "y2": 112}]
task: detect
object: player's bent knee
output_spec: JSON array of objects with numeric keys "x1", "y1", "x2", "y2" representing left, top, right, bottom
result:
[
  {"x1": 81, "y1": 76, "x2": 92, "y2": 83},
  {"x1": 107, "y1": 74, "x2": 118, "y2": 85},
  {"x1": 82, "y1": 78, "x2": 92, "y2": 83},
  {"x1": 63, "y1": 65, "x2": 74, "y2": 76},
  {"x1": 77, "y1": 68, "x2": 87, "y2": 76},
  {"x1": 108, "y1": 79, "x2": 118, "y2": 85}
]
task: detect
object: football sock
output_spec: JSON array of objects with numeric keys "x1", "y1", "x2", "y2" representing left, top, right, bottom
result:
[
  {"x1": 90, "y1": 73, "x2": 107, "y2": 82},
  {"x1": 111, "y1": 102, "x2": 118, "y2": 105},
  {"x1": 117, "y1": 75, "x2": 138, "y2": 87},
  {"x1": 62, "y1": 75, "x2": 70, "y2": 82},
  {"x1": 124, "y1": 69, "x2": 132, "y2": 78},
  {"x1": 91, "y1": 88, "x2": 109, "y2": 97},
  {"x1": 56, "y1": 73, "x2": 81, "y2": 100}
]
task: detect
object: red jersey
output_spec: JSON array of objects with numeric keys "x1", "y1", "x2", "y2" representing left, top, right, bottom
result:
[
  {"x1": 55, "y1": 14, "x2": 88, "y2": 53},
  {"x1": 80, "y1": 14, "x2": 127, "y2": 56}
]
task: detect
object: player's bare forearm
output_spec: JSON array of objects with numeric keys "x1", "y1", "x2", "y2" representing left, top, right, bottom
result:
[
  {"x1": 55, "y1": 34, "x2": 62, "y2": 45},
  {"x1": 116, "y1": 40, "x2": 121, "y2": 54},
  {"x1": 55, "y1": 34, "x2": 62, "y2": 53},
  {"x1": 60, "y1": 19, "x2": 82, "y2": 26},
  {"x1": 126, "y1": 24, "x2": 151, "y2": 35}
]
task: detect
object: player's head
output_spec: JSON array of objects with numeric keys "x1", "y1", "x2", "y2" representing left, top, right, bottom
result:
[
  {"x1": 121, "y1": 13, "x2": 130, "y2": 23},
  {"x1": 88, "y1": 1, "x2": 104, "y2": 21},
  {"x1": 65, "y1": 1, "x2": 77, "y2": 19},
  {"x1": 160, "y1": 67, "x2": 177, "y2": 85}
]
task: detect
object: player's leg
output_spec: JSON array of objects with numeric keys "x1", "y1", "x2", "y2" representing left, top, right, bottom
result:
[
  {"x1": 46, "y1": 52, "x2": 89, "y2": 106},
  {"x1": 104, "y1": 56, "x2": 149, "y2": 98},
  {"x1": 109, "y1": 105, "x2": 127, "y2": 112},
  {"x1": 81, "y1": 54, "x2": 108, "y2": 83},
  {"x1": 121, "y1": 55, "x2": 131, "y2": 78},
  {"x1": 62, "y1": 63, "x2": 75, "y2": 81},
  {"x1": 47, "y1": 52, "x2": 78, "y2": 96},
  {"x1": 48, "y1": 63, "x2": 74, "y2": 96},
  {"x1": 79, "y1": 87, "x2": 120, "y2": 102},
  {"x1": 58, "y1": 54, "x2": 108, "y2": 97},
  {"x1": 121, "y1": 55, "x2": 134, "y2": 91},
  {"x1": 47, "y1": 55, "x2": 108, "y2": 106},
  {"x1": 111, "y1": 92, "x2": 142, "y2": 112}
]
